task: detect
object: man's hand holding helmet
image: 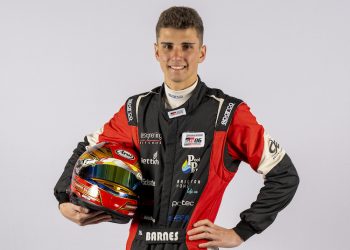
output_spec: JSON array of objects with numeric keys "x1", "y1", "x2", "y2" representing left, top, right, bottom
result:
[
  {"x1": 59, "y1": 202, "x2": 112, "y2": 226},
  {"x1": 60, "y1": 142, "x2": 142, "y2": 226}
]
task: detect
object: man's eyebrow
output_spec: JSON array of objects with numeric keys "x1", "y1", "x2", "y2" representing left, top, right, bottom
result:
[{"x1": 159, "y1": 42, "x2": 196, "y2": 45}]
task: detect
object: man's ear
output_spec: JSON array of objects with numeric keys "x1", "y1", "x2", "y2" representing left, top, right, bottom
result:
[
  {"x1": 198, "y1": 45, "x2": 207, "y2": 63},
  {"x1": 154, "y1": 43, "x2": 160, "y2": 61}
]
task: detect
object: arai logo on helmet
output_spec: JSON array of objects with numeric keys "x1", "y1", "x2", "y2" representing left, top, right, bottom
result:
[{"x1": 116, "y1": 150, "x2": 135, "y2": 160}]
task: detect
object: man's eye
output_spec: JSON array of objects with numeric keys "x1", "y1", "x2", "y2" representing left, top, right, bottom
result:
[
  {"x1": 182, "y1": 44, "x2": 192, "y2": 50},
  {"x1": 162, "y1": 44, "x2": 173, "y2": 50}
]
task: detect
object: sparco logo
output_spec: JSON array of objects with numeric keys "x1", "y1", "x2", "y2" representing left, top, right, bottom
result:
[
  {"x1": 116, "y1": 150, "x2": 134, "y2": 160},
  {"x1": 141, "y1": 179, "x2": 156, "y2": 186},
  {"x1": 221, "y1": 102, "x2": 235, "y2": 126},
  {"x1": 141, "y1": 151, "x2": 159, "y2": 165},
  {"x1": 145, "y1": 231, "x2": 179, "y2": 242},
  {"x1": 126, "y1": 99, "x2": 133, "y2": 122},
  {"x1": 182, "y1": 155, "x2": 200, "y2": 173},
  {"x1": 168, "y1": 93, "x2": 183, "y2": 99},
  {"x1": 171, "y1": 200, "x2": 194, "y2": 207},
  {"x1": 140, "y1": 132, "x2": 162, "y2": 144}
]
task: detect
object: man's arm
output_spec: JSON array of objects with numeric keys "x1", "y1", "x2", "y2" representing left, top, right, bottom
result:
[
  {"x1": 187, "y1": 102, "x2": 299, "y2": 248},
  {"x1": 227, "y1": 103, "x2": 300, "y2": 241},
  {"x1": 53, "y1": 103, "x2": 138, "y2": 225},
  {"x1": 233, "y1": 154, "x2": 299, "y2": 240},
  {"x1": 54, "y1": 138, "x2": 89, "y2": 205}
]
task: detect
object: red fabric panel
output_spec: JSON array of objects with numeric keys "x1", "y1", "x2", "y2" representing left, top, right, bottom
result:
[
  {"x1": 97, "y1": 104, "x2": 140, "y2": 250},
  {"x1": 126, "y1": 219, "x2": 139, "y2": 250},
  {"x1": 186, "y1": 131, "x2": 236, "y2": 249},
  {"x1": 98, "y1": 104, "x2": 140, "y2": 150},
  {"x1": 226, "y1": 103, "x2": 265, "y2": 171}
]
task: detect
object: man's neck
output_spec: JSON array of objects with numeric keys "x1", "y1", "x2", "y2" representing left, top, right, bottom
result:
[
  {"x1": 163, "y1": 79, "x2": 198, "y2": 109},
  {"x1": 164, "y1": 76, "x2": 198, "y2": 91}
]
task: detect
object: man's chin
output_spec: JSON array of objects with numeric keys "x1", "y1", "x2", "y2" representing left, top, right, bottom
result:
[
  {"x1": 166, "y1": 75, "x2": 186, "y2": 84},
  {"x1": 169, "y1": 78, "x2": 185, "y2": 83}
]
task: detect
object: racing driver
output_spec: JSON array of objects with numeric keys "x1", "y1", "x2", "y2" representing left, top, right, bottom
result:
[{"x1": 54, "y1": 6, "x2": 299, "y2": 250}]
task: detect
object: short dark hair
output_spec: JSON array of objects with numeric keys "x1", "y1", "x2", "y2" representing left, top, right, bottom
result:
[{"x1": 156, "y1": 6, "x2": 204, "y2": 44}]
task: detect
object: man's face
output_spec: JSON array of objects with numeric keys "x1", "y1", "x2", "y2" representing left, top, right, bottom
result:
[{"x1": 155, "y1": 28, "x2": 206, "y2": 90}]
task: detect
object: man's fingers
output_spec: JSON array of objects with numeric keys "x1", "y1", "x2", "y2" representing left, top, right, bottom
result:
[
  {"x1": 87, "y1": 210, "x2": 106, "y2": 217},
  {"x1": 59, "y1": 202, "x2": 111, "y2": 226},
  {"x1": 79, "y1": 214, "x2": 112, "y2": 226},
  {"x1": 77, "y1": 210, "x2": 105, "y2": 221},
  {"x1": 188, "y1": 226, "x2": 214, "y2": 236},
  {"x1": 187, "y1": 219, "x2": 243, "y2": 248},
  {"x1": 198, "y1": 241, "x2": 220, "y2": 248},
  {"x1": 84, "y1": 216, "x2": 113, "y2": 226},
  {"x1": 194, "y1": 219, "x2": 213, "y2": 227},
  {"x1": 71, "y1": 204, "x2": 90, "y2": 214},
  {"x1": 188, "y1": 232, "x2": 219, "y2": 241}
]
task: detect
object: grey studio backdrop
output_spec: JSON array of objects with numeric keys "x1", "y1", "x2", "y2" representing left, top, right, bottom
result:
[{"x1": 0, "y1": 0, "x2": 349, "y2": 249}]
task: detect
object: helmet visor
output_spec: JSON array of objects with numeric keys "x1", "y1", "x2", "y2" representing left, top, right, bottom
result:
[{"x1": 79, "y1": 164, "x2": 140, "y2": 191}]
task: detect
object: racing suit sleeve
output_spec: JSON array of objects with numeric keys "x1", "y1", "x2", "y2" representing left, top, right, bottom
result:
[
  {"x1": 227, "y1": 103, "x2": 299, "y2": 241},
  {"x1": 53, "y1": 104, "x2": 137, "y2": 204}
]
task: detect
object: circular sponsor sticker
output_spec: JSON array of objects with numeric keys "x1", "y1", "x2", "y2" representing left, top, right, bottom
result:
[{"x1": 116, "y1": 149, "x2": 135, "y2": 160}]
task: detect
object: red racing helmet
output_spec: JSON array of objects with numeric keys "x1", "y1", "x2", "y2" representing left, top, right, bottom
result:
[{"x1": 70, "y1": 142, "x2": 142, "y2": 224}]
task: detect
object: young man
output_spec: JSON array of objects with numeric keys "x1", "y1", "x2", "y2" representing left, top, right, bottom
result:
[{"x1": 54, "y1": 6, "x2": 299, "y2": 250}]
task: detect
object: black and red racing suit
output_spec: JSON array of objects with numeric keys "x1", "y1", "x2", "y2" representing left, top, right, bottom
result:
[{"x1": 54, "y1": 78, "x2": 299, "y2": 249}]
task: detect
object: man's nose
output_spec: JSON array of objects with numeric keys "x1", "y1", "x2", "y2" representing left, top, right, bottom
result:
[{"x1": 170, "y1": 46, "x2": 183, "y2": 60}]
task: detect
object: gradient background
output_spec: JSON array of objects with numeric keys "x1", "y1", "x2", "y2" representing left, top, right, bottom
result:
[{"x1": 1, "y1": 0, "x2": 349, "y2": 249}]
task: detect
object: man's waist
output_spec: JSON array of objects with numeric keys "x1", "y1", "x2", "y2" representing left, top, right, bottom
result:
[{"x1": 135, "y1": 227, "x2": 187, "y2": 244}]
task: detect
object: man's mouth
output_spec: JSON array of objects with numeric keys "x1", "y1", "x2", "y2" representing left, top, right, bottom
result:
[{"x1": 168, "y1": 65, "x2": 186, "y2": 71}]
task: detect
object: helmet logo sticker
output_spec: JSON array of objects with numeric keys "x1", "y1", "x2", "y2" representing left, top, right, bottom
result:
[{"x1": 116, "y1": 149, "x2": 135, "y2": 160}]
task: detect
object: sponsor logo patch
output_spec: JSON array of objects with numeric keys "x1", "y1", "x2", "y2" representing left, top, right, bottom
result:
[
  {"x1": 141, "y1": 179, "x2": 156, "y2": 186},
  {"x1": 176, "y1": 179, "x2": 201, "y2": 189},
  {"x1": 168, "y1": 108, "x2": 186, "y2": 119},
  {"x1": 182, "y1": 132, "x2": 205, "y2": 148},
  {"x1": 221, "y1": 102, "x2": 235, "y2": 126},
  {"x1": 116, "y1": 149, "x2": 135, "y2": 160},
  {"x1": 186, "y1": 187, "x2": 198, "y2": 195},
  {"x1": 143, "y1": 216, "x2": 156, "y2": 223},
  {"x1": 140, "y1": 132, "x2": 162, "y2": 144},
  {"x1": 168, "y1": 214, "x2": 190, "y2": 223},
  {"x1": 182, "y1": 155, "x2": 200, "y2": 173},
  {"x1": 126, "y1": 99, "x2": 133, "y2": 122},
  {"x1": 141, "y1": 151, "x2": 159, "y2": 166},
  {"x1": 268, "y1": 138, "x2": 283, "y2": 160},
  {"x1": 269, "y1": 139, "x2": 280, "y2": 155},
  {"x1": 171, "y1": 200, "x2": 194, "y2": 207},
  {"x1": 145, "y1": 231, "x2": 179, "y2": 242},
  {"x1": 168, "y1": 93, "x2": 183, "y2": 99}
]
